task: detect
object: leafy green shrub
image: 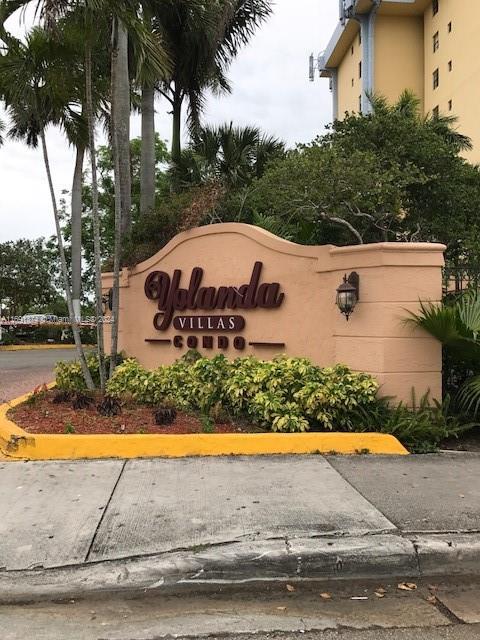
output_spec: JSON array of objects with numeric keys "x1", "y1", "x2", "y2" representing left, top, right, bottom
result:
[
  {"x1": 56, "y1": 358, "x2": 90, "y2": 391},
  {"x1": 0, "y1": 330, "x2": 20, "y2": 345},
  {"x1": 106, "y1": 359, "x2": 170, "y2": 404},
  {"x1": 352, "y1": 391, "x2": 478, "y2": 453},
  {"x1": 105, "y1": 355, "x2": 379, "y2": 433},
  {"x1": 55, "y1": 352, "x2": 125, "y2": 390}
]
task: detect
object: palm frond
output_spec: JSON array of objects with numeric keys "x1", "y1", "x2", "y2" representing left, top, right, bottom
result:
[
  {"x1": 459, "y1": 289, "x2": 480, "y2": 337},
  {"x1": 394, "y1": 90, "x2": 421, "y2": 118},
  {"x1": 215, "y1": 0, "x2": 273, "y2": 68},
  {"x1": 458, "y1": 376, "x2": 480, "y2": 416}
]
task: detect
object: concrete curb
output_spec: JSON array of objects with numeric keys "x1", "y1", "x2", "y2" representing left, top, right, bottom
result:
[
  {"x1": 0, "y1": 390, "x2": 408, "y2": 460},
  {"x1": 1, "y1": 533, "x2": 479, "y2": 604},
  {"x1": 0, "y1": 344, "x2": 93, "y2": 352}
]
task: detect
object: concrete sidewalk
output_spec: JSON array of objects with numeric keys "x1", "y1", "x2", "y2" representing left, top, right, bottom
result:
[{"x1": 0, "y1": 453, "x2": 479, "y2": 602}]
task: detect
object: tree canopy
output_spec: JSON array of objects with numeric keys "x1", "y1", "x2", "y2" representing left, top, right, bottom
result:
[
  {"x1": 231, "y1": 92, "x2": 480, "y2": 259},
  {"x1": 0, "y1": 239, "x2": 59, "y2": 316}
]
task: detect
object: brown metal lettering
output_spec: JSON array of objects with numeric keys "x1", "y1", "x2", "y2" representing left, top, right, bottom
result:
[
  {"x1": 173, "y1": 315, "x2": 245, "y2": 332},
  {"x1": 145, "y1": 262, "x2": 285, "y2": 331}
]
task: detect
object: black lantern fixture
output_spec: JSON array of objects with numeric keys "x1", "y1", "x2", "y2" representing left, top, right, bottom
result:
[{"x1": 336, "y1": 272, "x2": 360, "y2": 321}]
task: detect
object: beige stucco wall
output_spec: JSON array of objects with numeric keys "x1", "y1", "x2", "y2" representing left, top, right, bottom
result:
[
  {"x1": 337, "y1": 29, "x2": 362, "y2": 116},
  {"x1": 102, "y1": 224, "x2": 445, "y2": 405},
  {"x1": 424, "y1": 0, "x2": 480, "y2": 163},
  {"x1": 375, "y1": 15, "x2": 425, "y2": 110}
]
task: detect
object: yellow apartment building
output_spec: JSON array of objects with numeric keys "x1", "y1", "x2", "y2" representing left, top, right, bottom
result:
[{"x1": 316, "y1": 0, "x2": 480, "y2": 163}]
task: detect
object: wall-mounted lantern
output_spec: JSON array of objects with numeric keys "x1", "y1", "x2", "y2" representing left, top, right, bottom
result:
[{"x1": 336, "y1": 272, "x2": 360, "y2": 321}]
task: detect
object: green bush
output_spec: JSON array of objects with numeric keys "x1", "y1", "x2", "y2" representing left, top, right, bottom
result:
[
  {"x1": 105, "y1": 355, "x2": 379, "y2": 433},
  {"x1": 0, "y1": 329, "x2": 20, "y2": 345},
  {"x1": 352, "y1": 391, "x2": 478, "y2": 453},
  {"x1": 55, "y1": 352, "x2": 124, "y2": 391}
]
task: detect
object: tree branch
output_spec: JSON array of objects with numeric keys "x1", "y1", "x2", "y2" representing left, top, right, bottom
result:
[{"x1": 321, "y1": 213, "x2": 364, "y2": 244}]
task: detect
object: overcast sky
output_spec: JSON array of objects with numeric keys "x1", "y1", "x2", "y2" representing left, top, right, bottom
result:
[{"x1": 0, "y1": 0, "x2": 339, "y2": 242}]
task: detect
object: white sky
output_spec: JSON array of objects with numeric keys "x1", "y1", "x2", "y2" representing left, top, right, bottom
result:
[{"x1": 0, "y1": 0, "x2": 339, "y2": 242}]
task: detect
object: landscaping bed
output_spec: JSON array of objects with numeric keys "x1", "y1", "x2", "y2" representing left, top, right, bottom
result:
[
  {"x1": 441, "y1": 430, "x2": 480, "y2": 452},
  {"x1": 5, "y1": 352, "x2": 474, "y2": 454},
  {"x1": 8, "y1": 390, "x2": 259, "y2": 435}
]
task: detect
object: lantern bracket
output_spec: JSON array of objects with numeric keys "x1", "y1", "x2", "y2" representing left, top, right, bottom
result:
[{"x1": 347, "y1": 271, "x2": 360, "y2": 300}]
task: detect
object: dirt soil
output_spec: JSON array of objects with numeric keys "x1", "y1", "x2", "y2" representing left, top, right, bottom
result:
[
  {"x1": 441, "y1": 429, "x2": 480, "y2": 452},
  {"x1": 7, "y1": 391, "x2": 259, "y2": 435}
]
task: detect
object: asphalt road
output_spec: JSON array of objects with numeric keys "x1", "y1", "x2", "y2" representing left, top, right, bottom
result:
[
  {"x1": 2, "y1": 579, "x2": 480, "y2": 640},
  {"x1": 0, "y1": 348, "x2": 78, "y2": 402},
  {"x1": 223, "y1": 628, "x2": 480, "y2": 640}
]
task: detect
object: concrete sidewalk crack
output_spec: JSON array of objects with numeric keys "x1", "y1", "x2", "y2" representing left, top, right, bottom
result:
[
  {"x1": 84, "y1": 459, "x2": 128, "y2": 562},
  {"x1": 324, "y1": 460, "x2": 399, "y2": 532},
  {"x1": 434, "y1": 596, "x2": 467, "y2": 625},
  {"x1": 411, "y1": 539, "x2": 422, "y2": 576}
]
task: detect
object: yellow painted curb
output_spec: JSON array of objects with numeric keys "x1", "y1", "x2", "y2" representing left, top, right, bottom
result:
[
  {"x1": 0, "y1": 389, "x2": 409, "y2": 461},
  {"x1": 0, "y1": 344, "x2": 94, "y2": 352}
]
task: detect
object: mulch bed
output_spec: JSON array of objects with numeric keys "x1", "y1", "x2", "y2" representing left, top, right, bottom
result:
[
  {"x1": 441, "y1": 430, "x2": 480, "y2": 453},
  {"x1": 7, "y1": 390, "x2": 259, "y2": 435}
]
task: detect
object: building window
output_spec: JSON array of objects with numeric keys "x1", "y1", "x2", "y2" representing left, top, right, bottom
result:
[
  {"x1": 433, "y1": 68, "x2": 439, "y2": 89},
  {"x1": 433, "y1": 31, "x2": 439, "y2": 52},
  {"x1": 448, "y1": 21, "x2": 452, "y2": 32},
  {"x1": 352, "y1": 78, "x2": 354, "y2": 87},
  {"x1": 448, "y1": 60, "x2": 452, "y2": 72},
  {"x1": 433, "y1": 0, "x2": 439, "y2": 16},
  {"x1": 359, "y1": 30, "x2": 362, "y2": 44},
  {"x1": 359, "y1": 95, "x2": 362, "y2": 113},
  {"x1": 448, "y1": 99, "x2": 452, "y2": 111},
  {"x1": 359, "y1": 61, "x2": 362, "y2": 78},
  {"x1": 351, "y1": 45, "x2": 354, "y2": 55},
  {"x1": 433, "y1": 106, "x2": 439, "y2": 118}
]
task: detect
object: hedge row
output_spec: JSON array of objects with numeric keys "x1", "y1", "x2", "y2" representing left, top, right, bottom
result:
[{"x1": 57, "y1": 354, "x2": 379, "y2": 433}]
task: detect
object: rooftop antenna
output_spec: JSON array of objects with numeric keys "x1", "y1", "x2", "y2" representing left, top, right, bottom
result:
[
  {"x1": 309, "y1": 53, "x2": 315, "y2": 81},
  {"x1": 309, "y1": 52, "x2": 323, "y2": 82}
]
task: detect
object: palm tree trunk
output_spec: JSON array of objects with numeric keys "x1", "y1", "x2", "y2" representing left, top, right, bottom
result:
[
  {"x1": 171, "y1": 87, "x2": 182, "y2": 166},
  {"x1": 71, "y1": 143, "x2": 84, "y2": 322},
  {"x1": 140, "y1": 83, "x2": 156, "y2": 214},
  {"x1": 113, "y1": 19, "x2": 132, "y2": 236},
  {"x1": 39, "y1": 127, "x2": 94, "y2": 390},
  {"x1": 85, "y1": 41, "x2": 107, "y2": 391},
  {"x1": 109, "y1": 17, "x2": 123, "y2": 376}
]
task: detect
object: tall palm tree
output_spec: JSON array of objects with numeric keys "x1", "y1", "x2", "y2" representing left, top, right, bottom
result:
[
  {"x1": 0, "y1": 28, "x2": 95, "y2": 388},
  {"x1": 59, "y1": 6, "x2": 111, "y2": 388},
  {"x1": 70, "y1": 136, "x2": 85, "y2": 321},
  {"x1": 1, "y1": 0, "x2": 171, "y2": 378},
  {"x1": 152, "y1": 0, "x2": 272, "y2": 171}
]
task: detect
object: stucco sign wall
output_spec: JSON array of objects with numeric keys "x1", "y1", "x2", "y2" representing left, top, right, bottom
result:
[{"x1": 102, "y1": 223, "x2": 445, "y2": 403}]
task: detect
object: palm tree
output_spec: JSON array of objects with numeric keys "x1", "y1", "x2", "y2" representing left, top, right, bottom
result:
[
  {"x1": 369, "y1": 90, "x2": 473, "y2": 153},
  {"x1": 0, "y1": 28, "x2": 95, "y2": 388},
  {"x1": 407, "y1": 292, "x2": 480, "y2": 414},
  {"x1": 2, "y1": 0, "x2": 171, "y2": 378},
  {"x1": 181, "y1": 122, "x2": 284, "y2": 187},
  {"x1": 70, "y1": 138, "x2": 85, "y2": 321},
  {"x1": 61, "y1": 6, "x2": 111, "y2": 388},
  {"x1": 152, "y1": 0, "x2": 272, "y2": 171}
]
